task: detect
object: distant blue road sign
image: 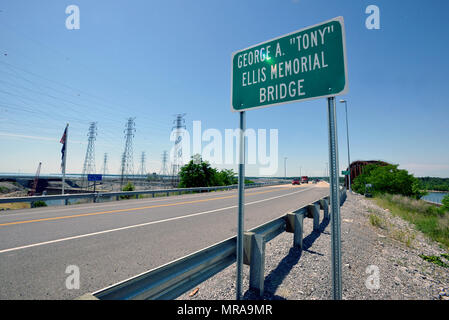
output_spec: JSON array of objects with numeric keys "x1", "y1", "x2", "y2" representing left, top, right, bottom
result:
[{"x1": 88, "y1": 174, "x2": 102, "y2": 181}]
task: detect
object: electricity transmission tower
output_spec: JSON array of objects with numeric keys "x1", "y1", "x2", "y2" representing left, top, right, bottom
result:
[
  {"x1": 120, "y1": 118, "x2": 136, "y2": 188},
  {"x1": 81, "y1": 122, "x2": 97, "y2": 189},
  {"x1": 160, "y1": 150, "x2": 169, "y2": 175},
  {"x1": 101, "y1": 153, "x2": 108, "y2": 176},
  {"x1": 171, "y1": 114, "x2": 186, "y2": 177},
  {"x1": 139, "y1": 152, "x2": 147, "y2": 176},
  {"x1": 138, "y1": 151, "x2": 147, "y2": 188}
]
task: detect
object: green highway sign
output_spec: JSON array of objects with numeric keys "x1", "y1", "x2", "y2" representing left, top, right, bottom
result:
[
  {"x1": 231, "y1": 17, "x2": 348, "y2": 112},
  {"x1": 342, "y1": 171, "x2": 350, "y2": 176}
]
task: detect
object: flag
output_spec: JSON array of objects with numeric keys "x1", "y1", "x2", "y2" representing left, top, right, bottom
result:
[{"x1": 60, "y1": 125, "x2": 68, "y2": 169}]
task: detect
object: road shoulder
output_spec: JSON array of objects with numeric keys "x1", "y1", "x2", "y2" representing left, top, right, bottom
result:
[{"x1": 177, "y1": 193, "x2": 449, "y2": 300}]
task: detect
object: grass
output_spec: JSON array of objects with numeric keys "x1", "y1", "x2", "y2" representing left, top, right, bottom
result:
[
  {"x1": 368, "y1": 210, "x2": 416, "y2": 247},
  {"x1": 369, "y1": 213, "x2": 387, "y2": 229},
  {"x1": 391, "y1": 229, "x2": 416, "y2": 248},
  {"x1": 419, "y1": 254, "x2": 449, "y2": 268},
  {"x1": 373, "y1": 194, "x2": 449, "y2": 250},
  {"x1": 0, "y1": 202, "x2": 31, "y2": 211}
]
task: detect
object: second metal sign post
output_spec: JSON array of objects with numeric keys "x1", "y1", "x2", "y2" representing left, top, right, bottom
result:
[{"x1": 232, "y1": 16, "x2": 348, "y2": 300}]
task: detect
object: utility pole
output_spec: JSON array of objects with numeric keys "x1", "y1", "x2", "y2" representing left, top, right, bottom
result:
[
  {"x1": 340, "y1": 99, "x2": 352, "y2": 192},
  {"x1": 81, "y1": 122, "x2": 97, "y2": 190},
  {"x1": 284, "y1": 157, "x2": 288, "y2": 178},
  {"x1": 120, "y1": 118, "x2": 136, "y2": 188}
]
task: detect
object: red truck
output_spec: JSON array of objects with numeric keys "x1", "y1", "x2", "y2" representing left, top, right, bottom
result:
[{"x1": 301, "y1": 176, "x2": 309, "y2": 184}]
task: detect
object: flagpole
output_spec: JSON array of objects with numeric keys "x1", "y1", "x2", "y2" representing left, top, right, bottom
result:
[{"x1": 62, "y1": 123, "x2": 68, "y2": 195}]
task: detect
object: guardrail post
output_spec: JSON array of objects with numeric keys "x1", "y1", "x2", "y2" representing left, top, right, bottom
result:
[
  {"x1": 286, "y1": 211, "x2": 305, "y2": 250},
  {"x1": 116, "y1": 195, "x2": 120, "y2": 201},
  {"x1": 64, "y1": 198, "x2": 69, "y2": 206},
  {"x1": 243, "y1": 231, "x2": 265, "y2": 296},
  {"x1": 340, "y1": 188, "x2": 347, "y2": 205},
  {"x1": 320, "y1": 199, "x2": 329, "y2": 220},
  {"x1": 308, "y1": 204, "x2": 321, "y2": 232},
  {"x1": 152, "y1": 192, "x2": 155, "y2": 198}
]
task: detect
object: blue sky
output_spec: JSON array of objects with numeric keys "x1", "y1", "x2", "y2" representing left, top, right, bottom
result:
[{"x1": 0, "y1": 0, "x2": 448, "y2": 177}]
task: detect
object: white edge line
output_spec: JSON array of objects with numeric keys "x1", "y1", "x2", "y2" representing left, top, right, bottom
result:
[
  {"x1": 93, "y1": 189, "x2": 330, "y2": 295},
  {"x1": 0, "y1": 187, "x2": 314, "y2": 254}
]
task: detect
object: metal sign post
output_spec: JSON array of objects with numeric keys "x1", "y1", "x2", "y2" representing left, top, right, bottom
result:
[
  {"x1": 327, "y1": 97, "x2": 342, "y2": 299},
  {"x1": 231, "y1": 16, "x2": 348, "y2": 300},
  {"x1": 236, "y1": 111, "x2": 246, "y2": 300}
]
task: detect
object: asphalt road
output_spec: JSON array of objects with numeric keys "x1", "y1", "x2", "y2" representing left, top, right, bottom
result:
[{"x1": 0, "y1": 184, "x2": 328, "y2": 299}]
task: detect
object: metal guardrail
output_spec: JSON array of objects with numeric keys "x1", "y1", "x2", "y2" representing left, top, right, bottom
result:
[
  {"x1": 0, "y1": 182, "x2": 284, "y2": 206},
  {"x1": 88, "y1": 187, "x2": 347, "y2": 300}
]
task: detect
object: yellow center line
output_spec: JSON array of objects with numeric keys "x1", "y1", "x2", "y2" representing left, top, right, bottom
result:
[{"x1": 0, "y1": 187, "x2": 295, "y2": 227}]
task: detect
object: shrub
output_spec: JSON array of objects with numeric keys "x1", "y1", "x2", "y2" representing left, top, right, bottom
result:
[
  {"x1": 369, "y1": 214, "x2": 387, "y2": 229},
  {"x1": 442, "y1": 195, "x2": 449, "y2": 212},
  {"x1": 31, "y1": 200, "x2": 47, "y2": 208},
  {"x1": 120, "y1": 182, "x2": 135, "y2": 199},
  {"x1": 419, "y1": 255, "x2": 449, "y2": 268}
]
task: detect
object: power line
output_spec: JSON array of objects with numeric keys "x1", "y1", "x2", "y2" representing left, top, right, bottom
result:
[{"x1": 0, "y1": 61, "x2": 169, "y2": 129}]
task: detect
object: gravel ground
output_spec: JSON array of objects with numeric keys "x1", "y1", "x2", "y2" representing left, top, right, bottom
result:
[{"x1": 177, "y1": 192, "x2": 449, "y2": 300}]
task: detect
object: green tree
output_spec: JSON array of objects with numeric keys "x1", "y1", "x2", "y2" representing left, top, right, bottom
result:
[
  {"x1": 417, "y1": 177, "x2": 449, "y2": 192},
  {"x1": 179, "y1": 155, "x2": 238, "y2": 188},
  {"x1": 352, "y1": 164, "x2": 423, "y2": 198},
  {"x1": 442, "y1": 194, "x2": 449, "y2": 212},
  {"x1": 179, "y1": 155, "x2": 215, "y2": 188},
  {"x1": 216, "y1": 169, "x2": 238, "y2": 186}
]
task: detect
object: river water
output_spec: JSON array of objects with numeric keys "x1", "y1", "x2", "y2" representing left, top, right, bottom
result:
[{"x1": 421, "y1": 192, "x2": 448, "y2": 204}]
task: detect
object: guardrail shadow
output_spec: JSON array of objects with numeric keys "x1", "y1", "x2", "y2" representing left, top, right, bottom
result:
[{"x1": 242, "y1": 215, "x2": 330, "y2": 300}]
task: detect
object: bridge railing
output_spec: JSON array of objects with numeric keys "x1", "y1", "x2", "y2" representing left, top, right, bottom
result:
[
  {"x1": 84, "y1": 187, "x2": 347, "y2": 300},
  {"x1": 0, "y1": 182, "x2": 286, "y2": 206}
]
